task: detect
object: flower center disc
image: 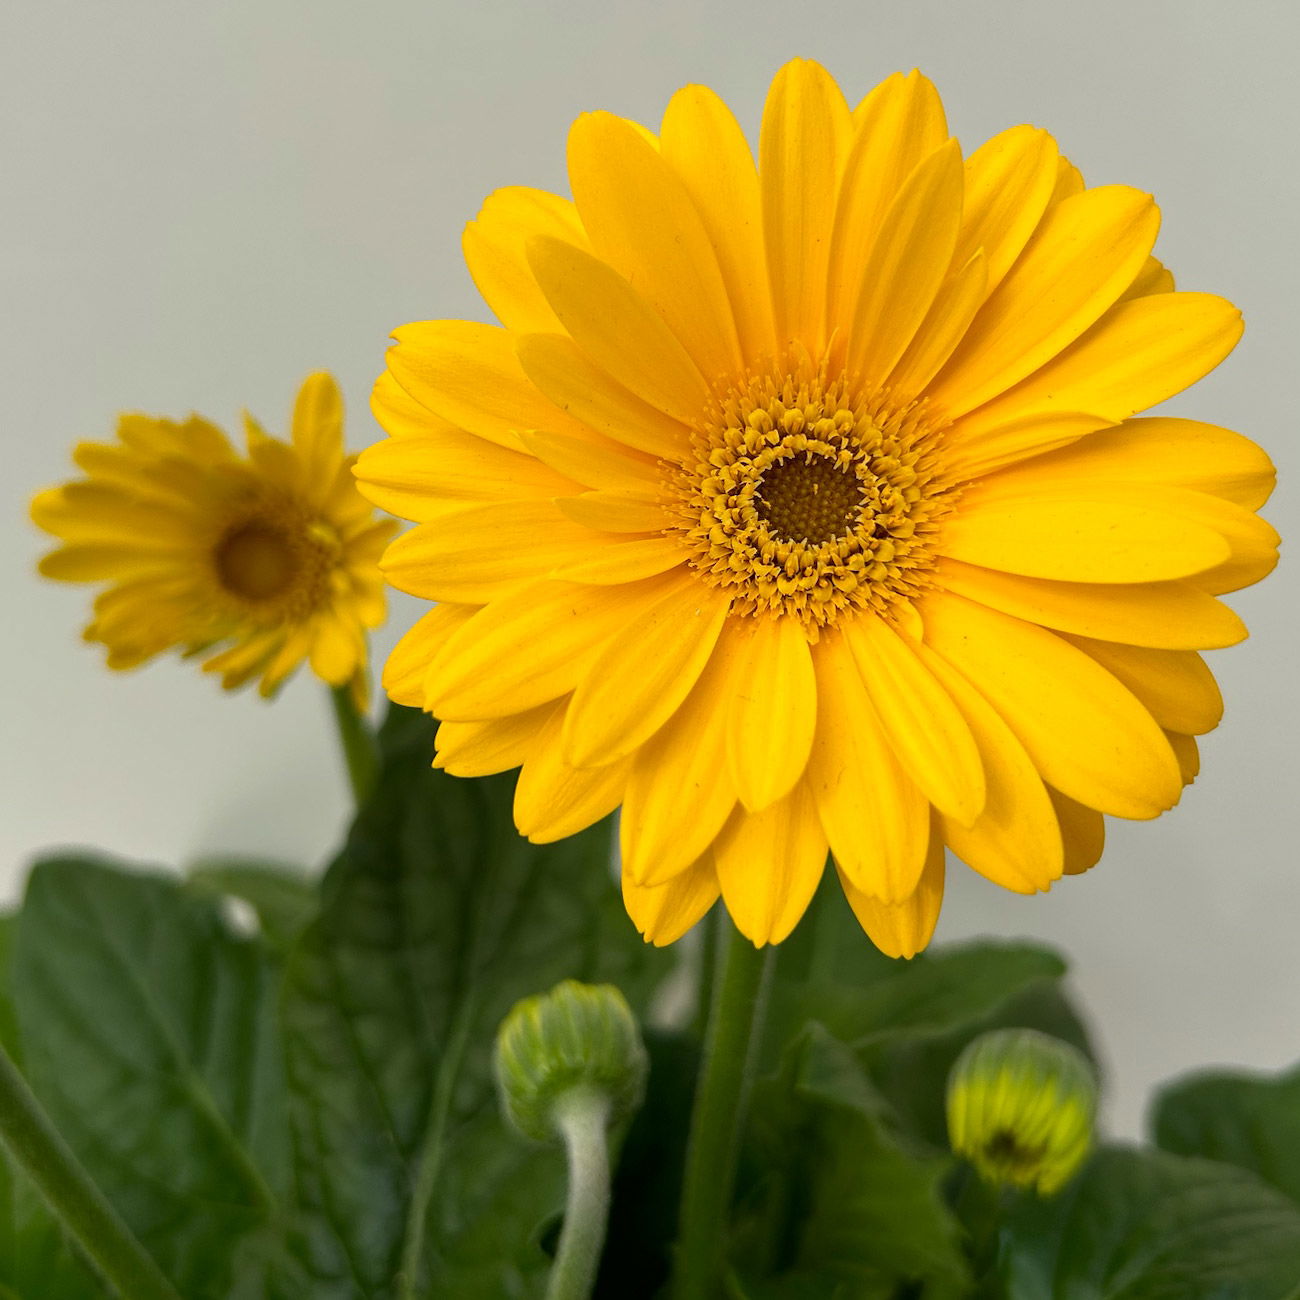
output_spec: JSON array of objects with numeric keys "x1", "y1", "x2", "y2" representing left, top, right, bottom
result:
[
  {"x1": 214, "y1": 522, "x2": 300, "y2": 601},
  {"x1": 674, "y1": 363, "x2": 953, "y2": 631},
  {"x1": 754, "y1": 454, "x2": 861, "y2": 544}
]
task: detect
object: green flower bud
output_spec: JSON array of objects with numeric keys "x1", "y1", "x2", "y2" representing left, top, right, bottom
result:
[
  {"x1": 494, "y1": 980, "x2": 648, "y2": 1143},
  {"x1": 946, "y1": 1027, "x2": 1097, "y2": 1196}
]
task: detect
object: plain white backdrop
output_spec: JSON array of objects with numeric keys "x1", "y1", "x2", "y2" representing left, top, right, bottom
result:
[{"x1": 2, "y1": 0, "x2": 1296, "y2": 1139}]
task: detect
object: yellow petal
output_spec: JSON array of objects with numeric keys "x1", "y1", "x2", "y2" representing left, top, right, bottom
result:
[
  {"x1": 807, "y1": 633, "x2": 929, "y2": 903},
  {"x1": 1049, "y1": 787, "x2": 1106, "y2": 876},
  {"x1": 828, "y1": 70, "x2": 948, "y2": 338},
  {"x1": 387, "y1": 320, "x2": 587, "y2": 452},
  {"x1": 38, "y1": 544, "x2": 177, "y2": 582},
  {"x1": 462, "y1": 186, "x2": 589, "y2": 333},
  {"x1": 930, "y1": 186, "x2": 1160, "y2": 418},
  {"x1": 551, "y1": 535, "x2": 686, "y2": 585},
  {"x1": 568, "y1": 111, "x2": 744, "y2": 382},
  {"x1": 554, "y1": 490, "x2": 668, "y2": 533},
  {"x1": 943, "y1": 292, "x2": 1244, "y2": 472},
  {"x1": 845, "y1": 139, "x2": 965, "y2": 386},
  {"x1": 290, "y1": 372, "x2": 345, "y2": 504},
  {"x1": 383, "y1": 603, "x2": 475, "y2": 707},
  {"x1": 622, "y1": 854, "x2": 720, "y2": 946},
  {"x1": 515, "y1": 704, "x2": 630, "y2": 842},
  {"x1": 1118, "y1": 254, "x2": 1175, "y2": 303},
  {"x1": 526, "y1": 236, "x2": 711, "y2": 426},
  {"x1": 31, "y1": 484, "x2": 191, "y2": 545},
  {"x1": 940, "y1": 411, "x2": 1115, "y2": 482},
  {"x1": 1167, "y1": 731, "x2": 1200, "y2": 785},
  {"x1": 760, "y1": 58, "x2": 852, "y2": 354},
  {"x1": 509, "y1": 702, "x2": 626, "y2": 842},
  {"x1": 381, "y1": 501, "x2": 600, "y2": 602},
  {"x1": 921, "y1": 643, "x2": 1063, "y2": 893},
  {"x1": 370, "y1": 369, "x2": 463, "y2": 440},
  {"x1": 660, "y1": 84, "x2": 777, "y2": 364},
  {"x1": 1057, "y1": 635, "x2": 1223, "y2": 736},
  {"x1": 515, "y1": 332, "x2": 691, "y2": 461},
  {"x1": 307, "y1": 609, "x2": 364, "y2": 686},
  {"x1": 727, "y1": 616, "x2": 817, "y2": 812},
  {"x1": 935, "y1": 558, "x2": 1247, "y2": 651},
  {"x1": 921, "y1": 590, "x2": 1183, "y2": 819},
  {"x1": 953, "y1": 125, "x2": 1060, "y2": 294},
  {"x1": 886, "y1": 249, "x2": 988, "y2": 405},
  {"x1": 713, "y1": 782, "x2": 827, "y2": 947},
  {"x1": 1002, "y1": 417, "x2": 1276, "y2": 512},
  {"x1": 354, "y1": 426, "x2": 580, "y2": 522},
  {"x1": 428, "y1": 574, "x2": 681, "y2": 720},
  {"x1": 940, "y1": 483, "x2": 1232, "y2": 584},
  {"x1": 837, "y1": 823, "x2": 945, "y2": 959},
  {"x1": 520, "y1": 428, "x2": 663, "y2": 494},
  {"x1": 562, "y1": 577, "x2": 730, "y2": 767},
  {"x1": 843, "y1": 610, "x2": 985, "y2": 825},
  {"x1": 621, "y1": 621, "x2": 745, "y2": 886},
  {"x1": 434, "y1": 701, "x2": 557, "y2": 777}
]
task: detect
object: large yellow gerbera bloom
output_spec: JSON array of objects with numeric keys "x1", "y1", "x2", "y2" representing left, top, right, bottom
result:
[
  {"x1": 356, "y1": 62, "x2": 1277, "y2": 955},
  {"x1": 33, "y1": 372, "x2": 397, "y2": 702}
]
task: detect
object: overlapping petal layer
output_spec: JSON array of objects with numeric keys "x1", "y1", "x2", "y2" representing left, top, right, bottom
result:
[{"x1": 357, "y1": 61, "x2": 1275, "y2": 954}]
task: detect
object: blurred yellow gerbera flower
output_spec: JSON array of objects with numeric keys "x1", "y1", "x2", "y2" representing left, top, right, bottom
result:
[
  {"x1": 33, "y1": 372, "x2": 397, "y2": 702},
  {"x1": 356, "y1": 61, "x2": 1277, "y2": 954}
]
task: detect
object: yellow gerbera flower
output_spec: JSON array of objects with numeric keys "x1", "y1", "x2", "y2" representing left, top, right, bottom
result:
[
  {"x1": 356, "y1": 61, "x2": 1277, "y2": 954},
  {"x1": 33, "y1": 372, "x2": 398, "y2": 702}
]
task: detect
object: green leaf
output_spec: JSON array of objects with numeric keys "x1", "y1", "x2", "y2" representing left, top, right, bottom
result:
[
  {"x1": 185, "y1": 858, "x2": 317, "y2": 954},
  {"x1": 280, "y1": 703, "x2": 668, "y2": 1299},
  {"x1": 1152, "y1": 1064, "x2": 1300, "y2": 1207},
  {"x1": 10, "y1": 854, "x2": 290, "y2": 1298},
  {"x1": 766, "y1": 880, "x2": 1073, "y2": 1077},
  {"x1": 1001, "y1": 1145, "x2": 1300, "y2": 1299},
  {"x1": 740, "y1": 1024, "x2": 969, "y2": 1298}
]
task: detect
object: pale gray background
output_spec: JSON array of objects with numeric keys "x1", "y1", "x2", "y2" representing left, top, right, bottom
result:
[{"x1": 3, "y1": 0, "x2": 1295, "y2": 1138}]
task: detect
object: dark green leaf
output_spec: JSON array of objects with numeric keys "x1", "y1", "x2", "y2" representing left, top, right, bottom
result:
[
  {"x1": 10, "y1": 855, "x2": 290, "y2": 1298},
  {"x1": 1001, "y1": 1145, "x2": 1300, "y2": 1299},
  {"x1": 0, "y1": 914, "x2": 19, "y2": 1056},
  {"x1": 740, "y1": 1024, "x2": 969, "y2": 1298},
  {"x1": 281, "y1": 703, "x2": 668, "y2": 1299},
  {"x1": 599, "y1": 1029, "x2": 701, "y2": 1299},
  {"x1": 185, "y1": 858, "x2": 317, "y2": 954},
  {"x1": 1152, "y1": 1064, "x2": 1300, "y2": 1207}
]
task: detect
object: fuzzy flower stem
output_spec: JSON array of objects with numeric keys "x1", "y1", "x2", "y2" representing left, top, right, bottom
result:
[
  {"x1": 546, "y1": 1085, "x2": 614, "y2": 1300},
  {"x1": 672, "y1": 921, "x2": 776, "y2": 1300},
  {"x1": 329, "y1": 684, "x2": 379, "y2": 806},
  {"x1": 0, "y1": 1044, "x2": 182, "y2": 1300}
]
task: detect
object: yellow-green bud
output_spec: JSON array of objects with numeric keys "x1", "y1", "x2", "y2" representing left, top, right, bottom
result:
[
  {"x1": 946, "y1": 1028, "x2": 1097, "y2": 1196},
  {"x1": 494, "y1": 980, "x2": 648, "y2": 1143}
]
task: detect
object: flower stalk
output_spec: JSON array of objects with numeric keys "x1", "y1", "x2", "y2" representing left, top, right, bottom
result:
[
  {"x1": 673, "y1": 920, "x2": 776, "y2": 1300},
  {"x1": 547, "y1": 1086, "x2": 614, "y2": 1300},
  {"x1": 0, "y1": 1043, "x2": 182, "y2": 1300},
  {"x1": 330, "y1": 683, "x2": 379, "y2": 805}
]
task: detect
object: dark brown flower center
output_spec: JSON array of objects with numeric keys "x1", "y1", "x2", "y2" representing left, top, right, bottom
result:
[{"x1": 754, "y1": 453, "x2": 861, "y2": 544}]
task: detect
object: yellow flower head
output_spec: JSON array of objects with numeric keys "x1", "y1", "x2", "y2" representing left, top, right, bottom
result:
[
  {"x1": 947, "y1": 1028, "x2": 1097, "y2": 1196},
  {"x1": 356, "y1": 62, "x2": 1278, "y2": 952},
  {"x1": 33, "y1": 373, "x2": 398, "y2": 702}
]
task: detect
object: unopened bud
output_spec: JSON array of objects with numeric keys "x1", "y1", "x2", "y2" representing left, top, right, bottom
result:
[
  {"x1": 946, "y1": 1028, "x2": 1097, "y2": 1195},
  {"x1": 494, "y1": 980, "x2": 648, "y2": 1143}
]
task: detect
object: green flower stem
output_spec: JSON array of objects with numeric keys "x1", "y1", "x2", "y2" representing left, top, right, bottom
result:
[
  {"x1": 673, "y1": 921, "x2": 776, "y2": 1300},
  {"x1": 547, "y1": 1086, "x2": 614, "y2": 1300},
  {"x1": 329, "y1": 684, "x2": 378, "y2": 806},
  {"x1": 0, "y1": 1044, "x2": 181, "y2": 1300}
]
